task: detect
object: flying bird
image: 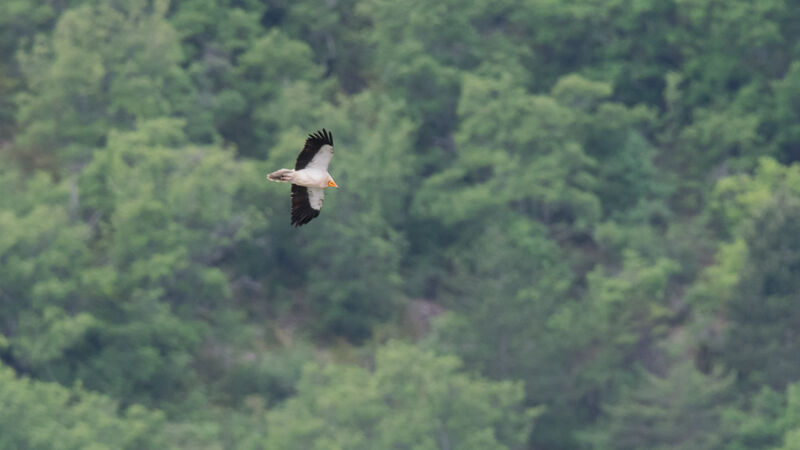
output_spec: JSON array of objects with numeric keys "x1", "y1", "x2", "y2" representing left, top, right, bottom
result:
[{"x1": 267, "y1": 129, "x2": 338, "y2": 227}]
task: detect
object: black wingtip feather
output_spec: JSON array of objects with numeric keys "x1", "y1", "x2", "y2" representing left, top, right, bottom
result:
[
  {"x1": 290, "y1": 184, "x2": 321, "y2": 227},
  {"x1": 294, "y1": 128, "x2": 334, "y2": 170},
  {"x1": 307, "y1": 128, "x2": 333, "y2": 146}
]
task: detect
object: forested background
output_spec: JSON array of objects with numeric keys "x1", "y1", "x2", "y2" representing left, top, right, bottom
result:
[{"x1": 2, "y1": 0, "x2": 800, "y2": 448}]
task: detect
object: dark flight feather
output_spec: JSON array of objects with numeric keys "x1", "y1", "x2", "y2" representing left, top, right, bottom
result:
[
  {"x1": 294, "y1": 129, "x2": 334, "y2": 170},
  {"x1": 291, "y1": 184, "x2": 320, "y2": 227}
]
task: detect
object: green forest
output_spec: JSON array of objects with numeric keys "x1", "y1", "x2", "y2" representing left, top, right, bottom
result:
[{"x1": 2, "y1": 0, "x2": 800, "y2": 448}]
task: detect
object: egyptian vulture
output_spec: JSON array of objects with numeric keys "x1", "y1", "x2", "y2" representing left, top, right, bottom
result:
[{"x1": 267, "y1": 129, "x2": 338, "y2": 227}]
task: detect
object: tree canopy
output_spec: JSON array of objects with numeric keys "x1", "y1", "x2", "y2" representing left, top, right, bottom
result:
[{"x1": 2, "y1": 0, "x2": 800, "y2": 448}]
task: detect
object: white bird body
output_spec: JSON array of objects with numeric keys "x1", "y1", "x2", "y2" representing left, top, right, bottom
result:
[
  {"x1": 292, "y1": 167, "x2": 333, "y2": 189},
  {"x1": 267, "y1": 130, "x2": 337, "y2": 226}
]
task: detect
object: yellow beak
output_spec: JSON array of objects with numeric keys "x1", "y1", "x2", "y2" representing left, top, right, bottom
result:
[{"x1": 328, "y1": 180, "x2": 338, "y2": 188}]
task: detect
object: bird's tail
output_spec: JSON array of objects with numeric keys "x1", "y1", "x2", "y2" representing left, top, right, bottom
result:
[{"x1": 267, "y1": 169, "x2": 294, "y2": 182}]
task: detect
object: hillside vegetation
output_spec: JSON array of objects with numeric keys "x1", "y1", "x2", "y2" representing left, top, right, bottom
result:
[{"x1": 2, "y1": 0, "x2": 800, "y2": 448}]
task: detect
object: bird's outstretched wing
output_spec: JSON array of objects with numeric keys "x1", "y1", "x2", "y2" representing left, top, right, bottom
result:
[
  {"x1": 295, "y1": 129, "x2": 334, "y2": 171},
  {"x1": 291, "y1": 184, "x2": 324, "y2": 227}
]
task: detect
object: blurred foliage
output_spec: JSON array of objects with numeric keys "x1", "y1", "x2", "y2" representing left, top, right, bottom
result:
[
  {"x1": 264, "y1": 342, "x2": 538, "y2": 450},
  {"x1": 583, "y1": 361, "x2": 736, "y2": 450},
  {"x1": 0, "y1": 363, "x2": 167, "y2": 449},
  {"x1": 2, "y1": 0, "x2": 800, "y2": 448}
]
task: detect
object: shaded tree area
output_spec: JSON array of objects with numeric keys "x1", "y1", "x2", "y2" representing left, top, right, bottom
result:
[{"x1": 2, "y1": 0, "x2": 800, "y2": 448}]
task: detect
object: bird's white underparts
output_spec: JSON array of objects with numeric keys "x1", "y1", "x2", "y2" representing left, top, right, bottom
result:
[{"x1": 267, "y1": 129, "x2": 337, "y2": 227}]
